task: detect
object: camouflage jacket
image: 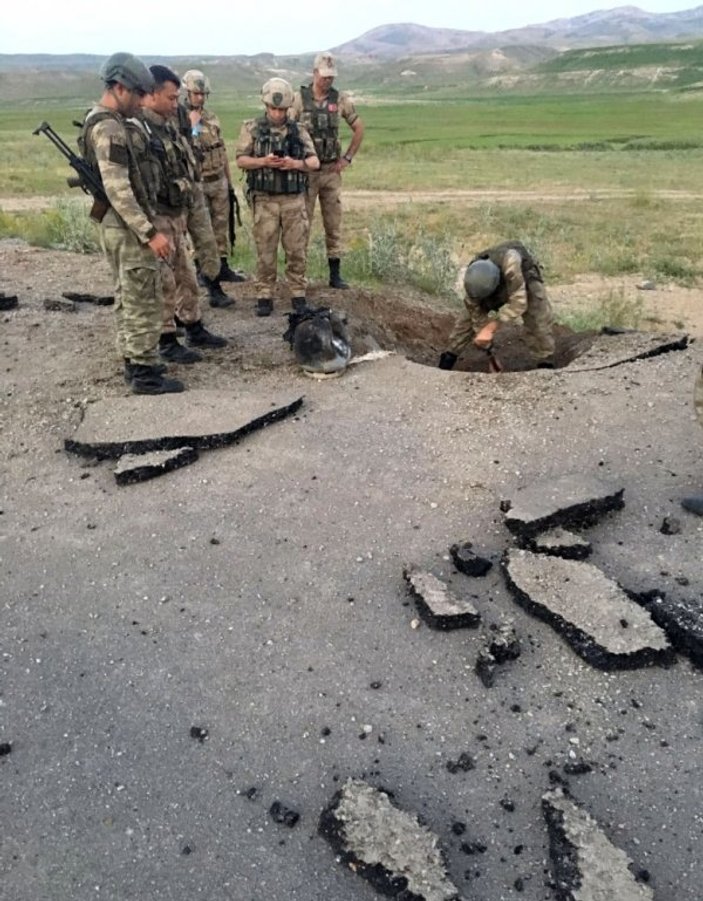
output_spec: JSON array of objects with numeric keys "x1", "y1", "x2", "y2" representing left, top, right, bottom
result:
[
  {"x1": 470, "y1": 242, "x2": 544, "y2": 323},
  {"x1": 82, "y1": 104, "x2": 157, "y2": 242},
  {"x1": 290, "y1": 86, "x2": 359, "y2": 163},
  {"x1": 189, "y1": 106, "x2": 228, "y2": 178},
  {"x1": 140, "y1": 107, "x2": 195, "y2": 213}
]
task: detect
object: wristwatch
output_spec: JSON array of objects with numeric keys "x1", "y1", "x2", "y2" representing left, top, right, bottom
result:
[{"x1": 343, "y1": 154, "x2": 353, "y2": 164}]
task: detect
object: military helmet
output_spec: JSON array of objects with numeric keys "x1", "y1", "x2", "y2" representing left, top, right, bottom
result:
[
  {"x1": 99, "y1": 52, "x2": 154, "y2": 94},
  {"x1": 182, "y1": 69, "x2": 211, "y2": 94},
  {"x1": 464, "y1": 259, "x2": 501, "y2": 300},
  {"x1": 261, "y1": 78, "x2": 294, "y2": 109}
]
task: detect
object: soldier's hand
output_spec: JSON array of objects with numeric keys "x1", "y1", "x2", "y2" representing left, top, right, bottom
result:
[
  {"x1": 147, "y1": 232, "x2": 171, "y2": 259},
  {"x1": 264, "y1": 153, "x2": 284, "y2": 168},
  {"x1": 474, "y1": 321, "x2": 499, "y2": 349}
]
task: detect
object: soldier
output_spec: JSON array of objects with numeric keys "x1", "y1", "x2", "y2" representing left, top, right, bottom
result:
[
  {"x1": 681, "y1": 366, "x2": 703, "y2": 515},
  {"x1": 235, "y1": 78, "x2": 319, "y2": 317},
  {"x1": 182, "y1": 69, "x2": 244, "y2": 284},
  {"x1": 438, "y1": 241, "x2": 556, "y2": 372},
  {"x1": 175, "y1": 99, "x2": 234, "y2": 309},
  {"x1": 290, "y1": 52, "x2": 364, "y2": 290},
  {"x1": 140, "y1": 66, "x2": 227, "y2": 365},
  {"x1": 81, "y1": 52, "x2": 183, "y2": 394}
]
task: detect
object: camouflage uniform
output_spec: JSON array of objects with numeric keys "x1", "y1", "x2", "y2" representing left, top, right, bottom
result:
[
  {"x1": 140, "y1": 107, "x2": 202, "y2": 335},
  {"x1": 82, "y1": 105, "x2": 162, "y2": 366},
  {"x1": 289, "y1": 87, "x2": 359, "y2": 257},
  {"x1": 190, "y1": 106, "x2": 231, "y2": 257},
  {"x1": 234, "y1": 118, "x2": 317, "y2": 299},
  {"x1": 448, "y1": 242, "x2": 555, "y2": 362}
]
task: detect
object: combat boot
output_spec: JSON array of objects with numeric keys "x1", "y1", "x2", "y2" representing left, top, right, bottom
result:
[
  {"x1": 129, "y1": 364, "x2": 184, "y2": 395},
  {"x1": 159, "y1": 333, "x2": 203, "y2": 364},
  {"x1": 681, "y1": 494, "x2": 703, "y2": 516},
  {"x1": 219, "y1": 257, "x2": 247, "y2": 283},
  {"x1": 256, "y1": 298, "x2": 273, "y2": 317},
  {"x1": 201, "y1": 273, "x2": 234, "y2": 308},
  {"x1": 291, "y1": 297, "x2": 309, "y2": 313},
  {"x1": 328, "y1": 257, "x2": 349, "y2": 290},
  {"x1": 124, "y1": 358, "x2": 166, "y2": 383},
  {"x1": 185, "y1": 320, "x2": 228, "y2": 348}
]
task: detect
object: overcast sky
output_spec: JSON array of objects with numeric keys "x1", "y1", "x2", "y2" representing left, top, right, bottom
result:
[{"x1": 1, "y1": 2, "x2": 696, "y2": 56}]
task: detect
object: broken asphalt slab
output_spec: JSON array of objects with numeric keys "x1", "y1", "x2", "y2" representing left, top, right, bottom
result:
[
  {"x1": 563, "y1": 330, "x2": 688, "y2": 372},
  {"x1": 525, "y1": 527, "x2": 593, "y2": 560},
  {"x1": 403, "y1": 567, "x2": 481, "y2": 629},
  {"x1": 64, "y1": 390, "x2": 304, "y2": 459},
  {"x1": 319, "y1": 779, "x2": 460, "y2": 901},
  {"x1": 503, "y1": 549, "x2": 674, "y2": 669},
  {"x1": 629, "y1": 590, "x2": 703, "y2": 669},
  {"x1": 503, "y1": 472, "x2": 625, "y2": 540},
  {"x1": 543, "y1": 788, "x2": 654, "y2": 900},
  {"x1": 113, "y1": 446, "x2": 199, "y2": 485}
]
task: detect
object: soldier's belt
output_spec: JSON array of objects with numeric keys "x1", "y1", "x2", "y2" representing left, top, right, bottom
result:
[
  {"x1": 155, "y1": 203, "x2": 185, "y2": 217},
  {"x1": 202, "y1": 173, "x2": 224, "y2": 183}
]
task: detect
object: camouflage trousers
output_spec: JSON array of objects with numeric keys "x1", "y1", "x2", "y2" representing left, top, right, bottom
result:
[
  {"x1": 153, "y1": 212, "x2": 202, "y2": 334},
  {"x1": 187, "y1": 181, "x2": 220, "y2": 280},
  {"x1": 100, "y1": 210, "x2": 162, "y2": 366},
  {"x1": 251, "y1": 192, "x2": 309, "y2": 297},
  {"x1": 202, "y1": 172, "x2": 230, "y2": 257},
  {"x1": 694, "y1": 365, "x2": 703, "y2": 428},
  {"x1": 305, "y1": 163, "x2": 343, "y2": 257},
  {"x1": 448, "y1": 280, "x2": 555, "y2": 361}
]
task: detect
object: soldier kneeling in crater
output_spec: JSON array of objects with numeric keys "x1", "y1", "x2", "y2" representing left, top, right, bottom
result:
[{"x1": 438, "y1": 241, "x2": 556, "y2": 373}]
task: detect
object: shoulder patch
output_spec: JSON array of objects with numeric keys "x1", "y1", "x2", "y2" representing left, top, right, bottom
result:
[{"x1": 108, "y1": 141, "x2": 129, "y2": 166}]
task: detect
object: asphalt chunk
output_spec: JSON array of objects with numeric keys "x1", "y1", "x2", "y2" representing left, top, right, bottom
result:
[
  {"x1": 543, "y1": 787, "x2": 654, "y2": 900},
  {"x1": 403, "y1": 568, "x2": 480, "y2": 630},
  {"x1": 503, "y1": 473, "x2": 624, "y2": 540},
  {"x1": 114, "y1": 446, "x2": 198, "y2": 485},
  {"x1": 503, "y1": 550, "x2": 674, "y2": 669},
  {"x1": 526, "y1": 527, "x2": 592, "y2": 560},
  {"x1": 319, "y1": 779, "x2": 460, "y2": 901},
  {"x1": 629, "y1": 590, "x2": 703, "y2": 669},
  {"x1": 449, "y1": 541, "x2": 493, "y2": 576}
]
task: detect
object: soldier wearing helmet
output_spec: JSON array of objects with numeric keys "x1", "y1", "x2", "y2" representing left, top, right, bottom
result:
[
  {"x1": 182, "y1": 69, "x2": 244, "y2": 284},
  {"x1": 235, "y1": 78, "x2": 319, "y2": 317},
  {"x1": 289, "y1": 52, "x2": 365, "y2": 290},
  {"x1": 80, "y1": 52, "x2": 183, "y2": 394},
  {"x1": 438, "y1": 241, "x2": 555, "y2": 372}
]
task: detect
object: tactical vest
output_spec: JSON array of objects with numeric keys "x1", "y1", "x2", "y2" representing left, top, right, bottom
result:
[
  {"x1": 246, "y1": 118, "x2": 307, "y2": 195},
  {"x1": 299, "y1": 85, "x2": 340, "y2": 163},
  {"x1": 471, "y1": 241, "x2": 543, "y2": 312},
  {"x1": 177, "y1": 102, "x2": 204, "y2": 175},
  {"x1": 80, "y1": 109, "x2": 157, "y2": 214},
  {"x1": 140, "y1": 113, "x2": 194, "y2": 212},
  {"x1": 191, "y1": 108, "x2": 227, "y2": 178}
]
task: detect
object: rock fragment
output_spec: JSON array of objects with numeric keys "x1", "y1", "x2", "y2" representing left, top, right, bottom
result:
[
  {"x1": 504, "y1": 473, "x2": 624, "y2": 540},
  {"x1": 542, "y1": 788, "x2": 654, "y2": 900},
  {"x1": 269, "y1": 801, "x2": 300, "y2": 828},
  {"x1": 526, "y1": 527, "x2": 592, "y2": 560},
  {"x1": 403, "y1": 568, "x2": 480, "y2": 630},
  {"x1": 43, "y1": 296, "x2": 76, "y2": 313},
  {"x1": 475, "y1": 620, "x2": 521, "y2": 687},
  {"x1": 0, "y1": 293, "x2": 19, "y2": 311},
  {"x1": 503, "y1": 550, "x2": 673, "y2": 669},
  {"x1": 319, "y1": 779, "x2": 460, "y2": 901},
  {"x1": 449, "y1": 541, "x2": 493, "y2": 576},
  {"x1": 114, "y1": 446, "x2": 198, "y2": 485}
]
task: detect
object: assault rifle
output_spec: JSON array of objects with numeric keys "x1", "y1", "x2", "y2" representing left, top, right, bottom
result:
[{"x1": 32, "y1": 121, "x2": 109, "y2": 220}]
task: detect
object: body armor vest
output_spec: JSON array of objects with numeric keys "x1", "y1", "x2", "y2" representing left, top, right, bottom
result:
[
  {"x1": 299, "y1": 85, "x2": 340, "y2": 163},
  {"x1": 189, "y1": 107, "x2": 226, "y2": 177},
  {"x1": 246, "y1": 118, "x2": 307, "y2": 195},
  {"x1": 80, "y1": 109, "x2": 157, "y2": 213},
  {"x1": 141, "y1": 114, "x2": 194, "y2": 212},
  {"x1": 471, "y1": 241, "x2": 543, "y2": 312}
]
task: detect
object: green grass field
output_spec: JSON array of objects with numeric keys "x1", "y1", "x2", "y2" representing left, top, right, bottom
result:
[{"x1": 1, "y1": 87, "x2": 701, "y2": 293}]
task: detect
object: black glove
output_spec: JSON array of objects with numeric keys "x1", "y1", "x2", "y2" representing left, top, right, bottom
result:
[{"x1": 438, "y1": 351, "x2": 458, "y2": 371}]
